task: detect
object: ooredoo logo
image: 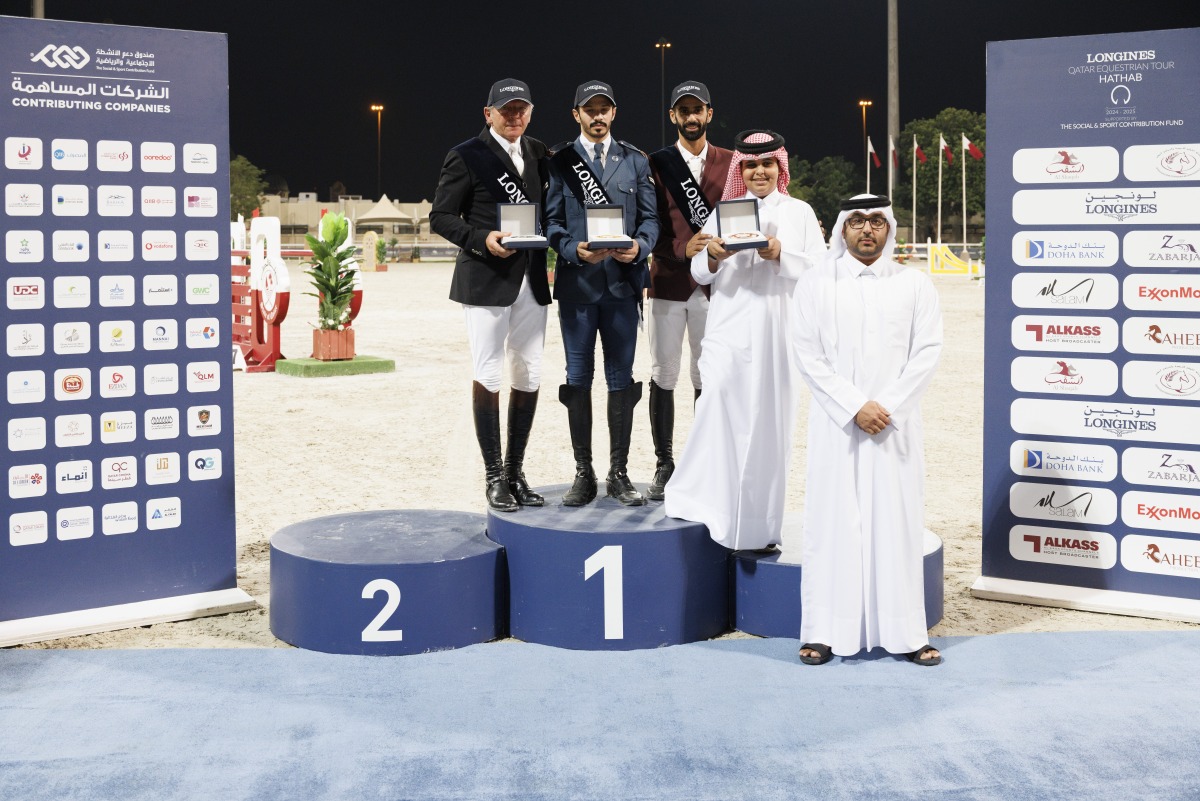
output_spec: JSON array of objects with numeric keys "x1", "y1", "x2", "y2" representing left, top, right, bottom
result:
[{"x1": 140, "y1": 142, "x2": 176, "y2": 173}]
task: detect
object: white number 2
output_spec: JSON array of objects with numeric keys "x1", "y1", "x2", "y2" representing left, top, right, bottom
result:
[
  {"x1": 360, "y1": 578, "x2": 403, "y2": 642},
  {"x1": 584, "y1": 545, "x2": 624, "y2": 639}
]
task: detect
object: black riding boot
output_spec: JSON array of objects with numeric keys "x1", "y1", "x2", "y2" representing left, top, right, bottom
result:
[
  {"x1": 606, "y1": 382, "x2": 645, "y2": 506},
  {"x1": 505, "y1": 388, "x2": 544, "y2": 506},
  {"x1": 559, "y1": 384, "x2": 597, "y2": 506},
  {"x1": 646, "y1": 379, "x2": 674, "y2": 501},
  {"x1": 473, "y1": 382, "x2": 518, "y2": 512}
]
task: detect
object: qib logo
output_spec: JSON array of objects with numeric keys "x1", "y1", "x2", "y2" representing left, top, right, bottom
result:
[{"x1": 30, "y1": 44, "x2": 90, "y2": 69}]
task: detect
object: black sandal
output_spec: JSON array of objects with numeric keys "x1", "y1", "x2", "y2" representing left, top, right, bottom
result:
[
  {"x1": 907, "y1": 645, "x2": 942, "y2": 666},
  {"x1": 798, "y1": 642, "x2": 833, "y2": 665}
]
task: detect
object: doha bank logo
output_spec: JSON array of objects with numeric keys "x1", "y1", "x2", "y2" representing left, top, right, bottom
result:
[{"x1": 30, "y1": 44, "x2": 90, "y2": 69}]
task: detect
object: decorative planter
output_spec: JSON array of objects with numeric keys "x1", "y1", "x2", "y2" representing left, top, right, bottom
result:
[{"x1": 312, "y1": 328, "x2": 355, "y2": 361}]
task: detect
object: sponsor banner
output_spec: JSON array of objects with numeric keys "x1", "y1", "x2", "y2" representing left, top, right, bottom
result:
[
  {"x1": 1011, "y1": 315, "x2": 1118, "y2": 353},
  {"x1": 1123, "y1": 274, "x2": 1200, "y2": 311},
  {"x1": 1012, "y1": 146, "x2": 1119, "y2": 184},
  {"x1": 1009, "y1": 480, "x2": 1118, "y2": 525},
  {"x1": 1121, "y1": 534, "x2": 1200, "y2": 579},
  {"x1": 1010, "y1": 230, "x2": 1119, "y2": 268},
  {"x1": 98, "y1": 275, "x2": 135, "y2": 306},
  {"x1": 0, "y1": 17, "x2": 236, "y2": 625},
  {"x1": 1122, "y1": 317, "x2": 1200, "y2": 356},
  {"x1": 7, "y1": 277, "x2": 45, "y2": 310},
  {"x1": 1010, "y1": 524, "x2": 1118, "y2": 569},
  {"x1": 1123, "y1": 143, "x2": 1200, "y2": 181},
  {"x1": 146, "y1": 497, "x2": 182, "y2": 531},
  {"x1": 99, "y1": 410, "x2": 137, "y2": 444},
  {"x1": 52, "y1": 322, "x2": 90, "y2": 355},
  {"x1": 143, "y1": 407, "x2": 180, "y2": 440},
  {"x1": 1122, "y1": 230, "x2": 1200, "y2": 268},
  {"x1": 1011, "y1": 398, "x2": 1200, "y2": 445},
  {"x1": 55, "y1": 458, "x2": 92, "y2": 494},
  {"x1": 7, "y1": 416, "x2": 48, "y2": 452},
  {"x1": 1012, "y1": 187, "x2": 1200, "y2": 225},
  {"x1": 1122, "y1": 490, "x2": 1200, "y2": 534},
  {"x1": 7, "y1": 322, "x2": 46, "y2": 358},
  {"x1": 1122, "y1": 446, "x2": 1200, "y2": 490},
  {"x1": 9, "y1": 510, "x2": 49, "y2": 546},
  {"x1": 6, "y1": 230, "x2": 45, "y2": 263},
  {"x1": 56, "y1": 506, "x2": 94, "y2": 541},
  {"x1": 53, "y1": 276, "x2": 90, "y2": 309},
  {"x1": 4, "y1": 183, "x2": 43, "y2": 216},
  {"x1": 1011, "y1": 273, "x2": 1118, "y2": 310},
  {"x1": 1010, "y1": 356, "x2": 1117, "y2": 396},
  {"x1": 144, "y1": 452, "x2": 180, "y2": 485},
  {"x1": 51, "y1": 184, "x2": 88, "y2": 217},
  {"x1": 50, "y1": 138, "x2": 88, "y2": 171},
  {"x1": 100, "y1": 502, "x2": 138, "y2": 536},
  {"x1": 96, "y1": 184, "x2": 133, "y2": 216},
  {"x1": 1122, "y1": 360, "x2": 1200, "y2": 400},
  {"x1": 54, "y1": 414, "x2": 91, "y2": 447}
]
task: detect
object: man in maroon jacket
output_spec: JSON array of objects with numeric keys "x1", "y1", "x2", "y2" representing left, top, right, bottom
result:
[{"x1": 645, "y1": 81, "x2": 733, "y2": 501}]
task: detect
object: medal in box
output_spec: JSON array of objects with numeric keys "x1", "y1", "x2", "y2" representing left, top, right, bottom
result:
[
  {"x1": 497, "y1": 202, "x2": 548, "y2": 249},
  {"x1": 716, "y1": 199, "x2": 768, "y2": 251},
  {"x1": 585, "y1": 204, "x2": 634, "y2": 251}
]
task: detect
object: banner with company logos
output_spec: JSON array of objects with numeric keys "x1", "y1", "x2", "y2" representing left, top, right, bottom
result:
[
  {"x1": 976, "y1": 28, "x2": 1200, "y2": 620},
  {"x1": 1, "y1": 16, "x2": 251, "y2": 641}
]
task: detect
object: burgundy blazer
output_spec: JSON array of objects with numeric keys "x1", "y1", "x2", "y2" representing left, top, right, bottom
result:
[{"x1": 647, "y1": 143, "x2": 733, "y2": 301}]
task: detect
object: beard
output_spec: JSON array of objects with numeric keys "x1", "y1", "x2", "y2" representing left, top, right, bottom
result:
[{"x1": 677, "y1": 118, "x2": 706, "y2": 142}]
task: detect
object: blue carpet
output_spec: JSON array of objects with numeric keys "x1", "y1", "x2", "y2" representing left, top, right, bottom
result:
[{"x1": 2, "y1": 632, "x2": 1198, "y2": 801}]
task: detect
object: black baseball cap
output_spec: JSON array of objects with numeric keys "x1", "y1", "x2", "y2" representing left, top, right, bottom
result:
[
  {"x1": 574, "y1": 81, "x2": 616, "y2": 107},
  {"x1": 670, "y1": 81, "x2": 711, "y2": 108},
  {"x1": 487, "y1": 79, "x2": 533, "y2": 108}
]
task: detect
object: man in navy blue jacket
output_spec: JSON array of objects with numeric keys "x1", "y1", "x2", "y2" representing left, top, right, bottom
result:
[{"x1": 546, "y1": 81, "x2": 658, "y2": 507}]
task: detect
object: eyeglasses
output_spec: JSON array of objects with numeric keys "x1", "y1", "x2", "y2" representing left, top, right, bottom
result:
[{"x1": 846, "y1": 216, "x2": 889, "y2": 230}]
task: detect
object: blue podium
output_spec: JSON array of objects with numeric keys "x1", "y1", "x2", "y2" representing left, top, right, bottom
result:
[
  {"x1": 270, "y1": 510, "x2": 505, "y2": 655},
  {"x1": 486, "y1": 486, "x2": 731, "y2": 650},
  {"x1": 732, "y1": 529, "x2": 945, "y2": 638}
]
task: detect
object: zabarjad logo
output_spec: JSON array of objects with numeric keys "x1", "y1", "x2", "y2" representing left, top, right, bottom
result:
[
  {"x1": 1156, "y1": 234, "x2": 1199, "y2": 261},
  {"x1": 31, "y1": 44, "x2": 90, "y2": 69}
]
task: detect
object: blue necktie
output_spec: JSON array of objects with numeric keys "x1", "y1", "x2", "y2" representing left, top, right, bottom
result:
[{"x1": 593, "y1": 142, "x2": 603, "y2": 168}]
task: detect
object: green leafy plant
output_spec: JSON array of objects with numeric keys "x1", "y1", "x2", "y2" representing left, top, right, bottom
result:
[
  {"x1": 375, "y1": 237, "x2": 387, "y2": 263},
  {"x1": 304, "y1": 212, "x2": 359, "y2": 330}
]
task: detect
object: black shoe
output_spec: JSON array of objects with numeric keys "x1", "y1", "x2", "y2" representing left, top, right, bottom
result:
[
  {"x1": 560, "y1": 384, "x2": 596, "y2": 507},
  {"x1": 606, "y1": 383, "x2": 644, "y2": 507},
  {"x1": 646, "y1": 379, "x2": 674, "y2": 501},
  {"x1": 505, "y1": 388, "x2": 544, "y2": 506},
  {"x1": 473, "y1": 382, "x2": 518, "y2": 513}
]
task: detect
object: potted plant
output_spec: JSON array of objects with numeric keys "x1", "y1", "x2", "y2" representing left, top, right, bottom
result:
[{"x1": 304, "y1": 211, "x2": 359, "y2": 361}]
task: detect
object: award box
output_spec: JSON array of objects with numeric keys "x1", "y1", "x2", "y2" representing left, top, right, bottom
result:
[
  {"x1": 716, "y1": 199, "x2": 768, "y2": 251},
  {"x1": 585, "y1": 204, "x2": 634, "y2": 250},
  {"x1": 498, "y1": 202, "x2": 548, "y2": 249}
]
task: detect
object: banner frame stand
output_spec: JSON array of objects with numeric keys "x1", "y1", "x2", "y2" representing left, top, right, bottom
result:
[
  {"x1": 0, "y1": 588, "x2": 255, "y2": 648},
  {"x1": 971, "y1": 577, "x2": 1200, "y2": 624}
]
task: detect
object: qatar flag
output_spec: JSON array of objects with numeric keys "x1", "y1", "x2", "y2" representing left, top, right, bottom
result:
[
  {"x1": 914, "y1": 136, "x2": 928, "y2": 164},
  {"x1": 940, "y1": 134, "x2": 954, "y2": 165},
  {"x1": 889, "y1": 135, "x2": 899, "y2": 168},
  {"x1": 963, "y1": 133, "x2": 984, "y2": 160},
  {"x1": 867, "y1": 136, "x2": 882, "y2": 168}
]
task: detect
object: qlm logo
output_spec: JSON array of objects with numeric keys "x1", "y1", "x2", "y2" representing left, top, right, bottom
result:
[{"x1": 31, "y1": 44, "x2": 90, "y2": 69}]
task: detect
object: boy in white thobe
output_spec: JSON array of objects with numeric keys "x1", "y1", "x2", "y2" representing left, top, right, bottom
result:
[{"x1": 791, "y1": 194, "x2": 944, "y2": 666}]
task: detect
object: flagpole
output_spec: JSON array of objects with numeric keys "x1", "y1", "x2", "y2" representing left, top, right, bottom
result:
[
  {"x1": 961, "y1": 134, "x2": 968, "y2": 247},
  {"x1": 912, "y1": 137, "x2": 917, "y2": 249},
  {"x1": 888, "y1": 135, "x2": 894, "y2": 201},
  {"x1": 937, "y1": 135, "x2": 943, "y2": 245}
]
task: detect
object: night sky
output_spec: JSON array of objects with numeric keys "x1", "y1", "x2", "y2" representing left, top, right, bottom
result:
[{"x1": 4, "y1": 1, "x2": 1199, "y2": 201}]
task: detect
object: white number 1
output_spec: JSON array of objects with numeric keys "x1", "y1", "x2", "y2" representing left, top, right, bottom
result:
[
  {"x1": 361, "y1": 578, "x2": 404, "y2": 642},
  {"x1": 584, "y1": 545, "x2": 624, "y2": 639}
]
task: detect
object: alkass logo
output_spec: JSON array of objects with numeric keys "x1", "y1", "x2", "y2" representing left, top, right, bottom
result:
[
  {"x1": 1011, "y1": 524, "x2": 1116, "y2": 568},
  {"x1": 31, "y1": 44, "x2": 90, "y2": 69},
  {"x1": 1025, "y1": 532, "x2": 1101, "y2": 553}
]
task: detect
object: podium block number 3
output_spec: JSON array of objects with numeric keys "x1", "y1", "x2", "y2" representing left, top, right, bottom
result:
[
  {"x1": 361, "y1": 578, "x2": 404, "y2": 642},
  {"x1": 584, "y1": 545, "x2": 624, "y2": 639}
]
